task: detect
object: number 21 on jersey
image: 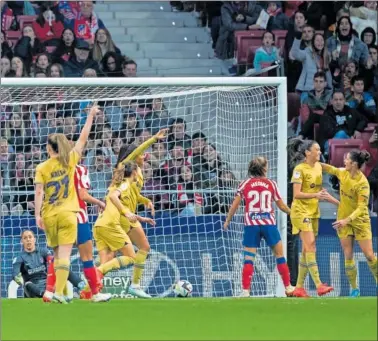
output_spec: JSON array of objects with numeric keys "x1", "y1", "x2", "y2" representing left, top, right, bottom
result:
[{"x1": 46, "y1": 175, "x2": 69, "y2": 204}]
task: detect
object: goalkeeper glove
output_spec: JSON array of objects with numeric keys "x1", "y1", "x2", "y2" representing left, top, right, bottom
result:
[{"x1": 14, "y1": 273, "x2": 24, "y2": 286}]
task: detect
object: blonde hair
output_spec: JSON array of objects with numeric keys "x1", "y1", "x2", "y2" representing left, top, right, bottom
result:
[
  {"x1": 47, "y1": 133, "x2": 71, "y2": 167},
  {"x1": 92, "y1": 28, "x2": 118, "y2": 63}
]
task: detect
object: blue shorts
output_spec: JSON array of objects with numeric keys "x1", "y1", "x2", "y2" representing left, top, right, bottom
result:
[
  {"x1": 243, "y1": 225, "x2": 281, "y2": 248},
  {"x1": 77, "y1": 222, "x2": 92, "y2": 245}
]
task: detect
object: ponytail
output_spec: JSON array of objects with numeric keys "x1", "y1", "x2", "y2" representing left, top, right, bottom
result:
[
  {"x1": 349, "y1": 150, "x2": 371, "y2": 168},
  {"x1": 47, "y1": 133, "x2": 71, "y2": 168},
  {"x1": 287, "y1": 138, "x2": 317, "y2": 167}
]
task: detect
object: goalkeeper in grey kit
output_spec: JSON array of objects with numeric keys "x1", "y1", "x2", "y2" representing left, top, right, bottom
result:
[{"x1": 13, "y1": 230, "x2": 85, "y2": 298}]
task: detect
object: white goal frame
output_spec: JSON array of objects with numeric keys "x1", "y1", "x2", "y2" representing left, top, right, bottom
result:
[{"x1": 1, "y1": 77, "x2": 288, "y2": 297}]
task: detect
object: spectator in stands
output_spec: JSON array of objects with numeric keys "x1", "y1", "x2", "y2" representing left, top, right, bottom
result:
[
  {"x1": 135, "y1": 129, "x2": 152, "y2": 146},
  {"x1": 144, "y1": 98, "x2": 170, "y2": 135},
  {"x1": 284, "y1": 10, "x2": 313, "y2": 92},
  {"x1": 33, "y1": 68, "x2": 47, "y2": 77},
  {"x1": 1, "y1": 30, "x2": 13, "y2": 59},
  {"x1": 215, "y1": 1, "x2": 263, "y2": 61},
  {"x1": 327, "y1": 16, "x2": 369, "y2": 72},
  {"x1": 32, "y1": 5, "x2": 64, "y2": 45},
  {"x1": 217, "y1": 169, "x2": 237, "y2": 213},
  {"x1": 335, "y1": 59, "x2": 359, "y2": 92},
  {"x1": 63, "y1": 39, "x2": 100, "y2": 77},
  {"x1": 62, "y1": 116, "x2": 79, "y2": 141},
  {"x1": 100, "y1": 51, "x2": 123, "y2": 77},
  {"x1": 265, "y1": 1, "x2": 289, "y2": 30},
  {"x1": 122, "y1": 59, "x2": 137, "y2": 77},
  {"x1": 361, "y1": 27, "x2": 377, "y2": 48},
  {"x1": 318, "y1": 91, "x2": 367, "y2": 156},
  {"x1": 38, "y1": 104, "x2": 63, "y2": 143},
  {"x1": 190, "y1": 132, "x2": 207, "y2": 165},
  {"x1": 367, "y1": 128, "x2": 378, "y2": 213},
  {"x1": 10, "y1": 56, "x2": 29, "y2": 77},
  {"x1": 360, "y1": 45, "x2": 378, "y2": 93},
  {"x1": 0, "y1": 138, "x2": 12, "y2": 189},
  {"x1": 253, "y1": 30, "x2": 281, "y2": 72},
  {"x1": 168, "y1": 118, "x2": 192, "y2": 151},
  {"x1": 14, "y1": 25, "x2": 45, "y2": 68},
  {"x1": 346, "y1": 76, "x2": 377, "y2": 123},
  {"x1": 290, "y1": 32, "x2": 332, "y2": 92},
  {"x1": 350, "y1": 1, "x2": 377, "y2": 38},
  {"x1": 1, "y1": 56, "x2": 11, "y2": 77},
  {"x1": 67, "y1": 0, "x2": 105, "y2": 45},
  {"x1": 5, "y1": 112, "x2": 33, "y2": 153},
  {"x1": 297, "y1": 71, "x2": 332, "y2": 135},
  {"x1": 202, "y1": 143, "x2": 223, "y2": 186},
  {"x1": 14, "y1": 161, "x2": 36, "y2": 215},
  {"x1": 51, "y1": 28, "x2": 76, "y2": 64},
  {"x1": 83, "y1": 68, "x2": 97, "y2": 77},
  {"x1": 151, "y1": 141, "x2": 168, "y2": 168},
  {"x1": 89, "y1": 149, "x2": 112, "y2": 193},
  {"x1": 111, "y1": 136, "x2": 123, "y2": 157},
  {"x1": 297, "y1": 1, "x2": 326, "y2": 30},
  {"x1": 92, "y1": 28, "x2": 121, "y2": 64},
  {"x1": 164, "y1": 143, "x2": 190, "y2": 185},
  {"x1": 47, "y1": 63, "x2": 64, "y2": 77},
  {"x1": 1, "y1": 1, "x2": 16, "y2": 32},
  {"x1": 119, "y1": 111, "x2": 140, "y2": 142},
  {"x1": 172, "y1": 164, "x2": 196, "y2": 216},
  {"x1": 35, "y1": 53, "x2": 50, "y2": 73},
  {"x1": 10, "y1": 152, "x2": 25, "y2": 188}
]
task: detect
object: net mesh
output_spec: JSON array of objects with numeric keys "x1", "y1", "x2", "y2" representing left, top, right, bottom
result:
[{"x1": 1, "y1": 83, "x2": 283, "y2": 298}]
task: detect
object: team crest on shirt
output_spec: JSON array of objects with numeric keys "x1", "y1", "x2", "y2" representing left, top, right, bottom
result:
[
  {"x1": 293, "y1": 171, "x2": 301, "y2": 179},
  {"x1": 310, "y1": 183, "x2": 316, "y2": 188},
  {"x1": 303, "y1": 218, "x2": 310, "y2": 223}
]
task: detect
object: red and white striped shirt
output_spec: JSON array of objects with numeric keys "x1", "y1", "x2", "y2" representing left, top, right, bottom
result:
[
  {"x1": 236, "y1": 177, "x2": 282, "y2": 226},
  {"x1": 74, "y1": 165, "x2": 90, "y2": 224}
]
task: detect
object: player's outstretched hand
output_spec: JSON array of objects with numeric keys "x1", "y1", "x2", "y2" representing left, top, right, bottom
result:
[
  {"x1": 139, "y1": 217, "x2": 156, "y2": 226},
  {"x1": 125, "y1": 212, "x2": 137, "y2": 223},
  {"x1": 223, "y1": 221, "x2": 230, "y2": 230},
  {"x1": 332, "y1": 218, "x2": 349, "y2": 230},
  {"x1": 89, "y1": 101, "x2": 100, "y2": 116},
  {"x1": 36, "y1": 216, "x2": 45, "y2": 230},
  {"x1": 98, "y1": 201, "x2": 106, "y2": 212},
  {"x1": 145, "y1": 201, "x2": 155, "y2": 217},
  {"x1": 155, "y1": 128, "x2": 169, "y2": 140}
]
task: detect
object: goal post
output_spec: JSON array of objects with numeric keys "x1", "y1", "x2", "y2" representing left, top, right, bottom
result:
[{"x1": 1, "y1": 77, "x2": 288, "y2": 298}]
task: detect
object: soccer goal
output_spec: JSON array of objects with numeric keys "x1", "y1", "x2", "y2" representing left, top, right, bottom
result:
[{"x1": 0, "y1": 77, "x2": 288, "y2": 298}]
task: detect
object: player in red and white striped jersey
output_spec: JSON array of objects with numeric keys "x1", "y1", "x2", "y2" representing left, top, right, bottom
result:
[{"x1": 224, "y1": 156, "x2": 295, "y2": 297}]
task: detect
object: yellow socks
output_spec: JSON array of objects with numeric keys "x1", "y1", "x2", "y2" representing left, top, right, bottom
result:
[
  {"x1": 132, "y1": 250, "x2": 148, "y2": 285},
  {"x1": 306, "y1": 252, "x2": 322, "y2": 288},
  {"x1": 345, "y1": 259, "x2": 358, "y2": 289},
  {"x1": 54, "y1": 258, "x2": 70, "y2": 296},
  {"x1": 98, "y1": 256, "x2": 135, "y2": 275},
  {"x1": 367, "y1": 257, "x2": 377, "y2": 284},
  {"x1": 296, "y1": 253, "x2": 309, "y2": 288}
]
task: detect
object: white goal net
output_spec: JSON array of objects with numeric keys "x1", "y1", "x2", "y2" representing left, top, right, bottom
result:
[{"x1": 1, "y1": 78, "x2": 287, "y2": 298}]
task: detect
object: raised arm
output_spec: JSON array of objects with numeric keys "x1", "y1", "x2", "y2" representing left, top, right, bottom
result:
[
  {"x1": 224, "y1": 195, "x2": 242, "y2": 230},
  {"x1": 290, "y1": 37, "x2": 307, "y2": 62},
  {"x1": 320, "y1": 163, "x2": 340, "y2": 177},
  {"x1": 73, "y1": 103, "x2": 100, "y2": 157}
]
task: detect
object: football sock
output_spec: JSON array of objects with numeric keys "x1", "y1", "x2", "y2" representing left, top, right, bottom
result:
[
  {"x1": 54, "y1": 258, "x2": 70, "y2": 296},
  {"x1": 242, "y1": 261, "x2": 254, "y2": 290},
  {"x1": 276, "y1": 257, "x2": 291, "y2": 287},
  {"x1": 46, "y1": 256, "x2": 56, "y2": 292},
  {"x1": 345, "y1": 259, "x2": 358, "y2": 289},
  {"x1": 306, "y1": 252, "x2": 322, "y2": 288},
  {"x1": 367, "y1": 257, "x2": 378, "y2": 284},
  {"x1": 296, "y1": 253, "x2": 308, "y2": 288},
  {"x1": 98, "y1": 256, "x2": 135, "y2": 275},
  {"x1": 83, "y1": 260, "x2": 99, "y2": 295},
  {"x1": 132, "y1": 250, "x2": 148, "y2": 286}
]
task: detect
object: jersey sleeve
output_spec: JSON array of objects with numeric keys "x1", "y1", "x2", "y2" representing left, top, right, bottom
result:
[
  {"x1": 69, "y1": 149, "x2": 81, "y2": 167},
  {"x1": 322, "y1": 163, "x2": 342, "y2": 178},
  {"x1": 116, "y1": 181, "x2": 129, "y2": 193},
  {"x1": 12, "y1": 255, "x2": 23, "y2": 280},
  {"x1": 79, "y1": 166, "x2": 91, "y2": 190},
  {"x1": 121, "y1": 137, "x2": 157, "y2": 164},
  {"x1": 34, "y1": 164, "x2": 45, "y2": 184},
  {"x1": 349, "y1": 183, "x2": 370, "y2": 221},
  {"x1": 271, "y1": 180, "x2": 283, "y2": 201},
  {"x1": 236, "y1": 180, "x2": 247, "y2": 198},
  {"x1": 291, "y1": 166, "x2": 303, "y2": 184}
]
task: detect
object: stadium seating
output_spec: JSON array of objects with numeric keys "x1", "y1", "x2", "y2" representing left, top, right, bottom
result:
[
  {"x1": 17, "y1": 15, "x2": 37, "y2": 29},
  {"x1": 287, "y1": 92, "x2": 300, "y2": 121},
  {"x1": 328, "y1": 139, "x2": 364, "y2": 168},
  {"x1": 5, "y1": 30, "x2": 21, "y2": 47}
]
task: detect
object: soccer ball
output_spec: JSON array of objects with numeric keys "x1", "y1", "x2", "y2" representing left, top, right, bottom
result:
[{"x1": 172, "y1": 280, "x2": 193, "y2": 297}]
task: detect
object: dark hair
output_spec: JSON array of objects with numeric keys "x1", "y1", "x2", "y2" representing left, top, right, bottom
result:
[
  {"x1": 21, "y1": 229, "x2": 35, "y2": 238},
  {"x1": 122, "y1": 59, "x2": 137, "y2": 68},
  {"x1": 262, "y1": 30, "x2": 275, "y2": 42},
  {"x1": 101, "y1": 51, "x2": 124, "y2": 77},
  {"x1": 248, "y1": 156, "x2": 267, "y2": 177},
  {"x1": 124, "y1": 161, "x2": 138, "y2": 177},
  {"x1": 192, "y1": 132, "x2": 207, "y2": 140},
  {"x1": 369, "y1": 44, "x2": 378, "y2": 52},
  {"x1": 116, "y1": 143, "x2": 137, "y2": 168},
  {"x1": 313, "y1": 71, "x2": 326, "y2": 80},
  {"x1": 351, "y1": 75, "x2": 365, "y2": 86},
  {"x1": 52, "y1": 28, "x2": 76, "y2": 62},
  {"x1": 332, "y1": 90, "x2": 345, "y2": 98},
  {"x1": 294, "y1": 10, "x2": 307, "y2": 20},
  {"x1": 349, "y1": 150, "x2": 370, "y2": 168},
  {"x1": 33, "y1": 67, "x2": 46, "y2": 76},
  {"x1": 336, "y1": 16, "x2": 353, "y2": 40},
  {"x1": 287, "y1": 138, "x2": 318, "y2": 166},
  {"x1": 361, "y1": 26, "x2": 377, "y2": 47}
]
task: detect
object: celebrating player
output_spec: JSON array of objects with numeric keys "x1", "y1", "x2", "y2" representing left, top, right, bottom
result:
[
  {"x1": 223, "y1": 156, "x2": 295, "y2": 297},
  {"x1": 13, "y1": 230, "x2": 85, "y2": 299},
  {"x1": 321, "y1": 151, "x2": 377, "y2": 296},
  {"x1": 34, "y1": 103, "x2": 99, "y2": 304},
  {"x1": 288, "y1": 139, "x2": 337, "y2": 298},
  {"x1": 111, "y1": 128, "x2": 168, "y2": 298},
  {"x1": 93, "y1": 161, "x2": 154, "y2": 280}
]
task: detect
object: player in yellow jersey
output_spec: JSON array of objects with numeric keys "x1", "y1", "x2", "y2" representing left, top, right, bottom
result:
[
  {"x1": 34, "y1": 103, "x2": 102, "y2": 304},
  {"x1": 93, "y1": 161, "x2": 154, "y2": 284},
  {"x1": 321, "y1": 150, "x2": 377, "y2": 297},
  {"x1": 109, "y1": 128, "x2": 168, "y2": 298},
  {"x1": 288, "y1": 139, "x2": 338, "y2": 298}
]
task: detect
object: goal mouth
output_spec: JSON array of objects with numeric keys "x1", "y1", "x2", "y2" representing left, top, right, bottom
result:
[{"x1": 1, "y1": 77, "x2": 288, "y2": 298}]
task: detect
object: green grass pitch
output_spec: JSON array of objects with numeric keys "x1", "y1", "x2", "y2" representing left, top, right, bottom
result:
[{"x1": 2, "y1": 298, "x2": 377, "y2": 340}]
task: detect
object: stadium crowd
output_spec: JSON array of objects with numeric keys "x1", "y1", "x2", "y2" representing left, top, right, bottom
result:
[{"x1": 1, "y1": 0, "x2": 377, "y2": 220}]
